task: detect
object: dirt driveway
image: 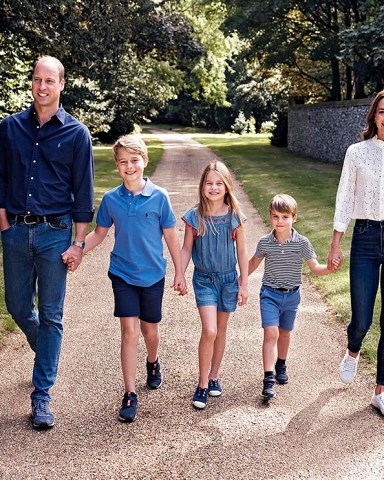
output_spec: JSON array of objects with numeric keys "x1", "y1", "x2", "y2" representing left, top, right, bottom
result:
[{"x1": 0, "y1": 130, "x2": 383, "y2": 479}]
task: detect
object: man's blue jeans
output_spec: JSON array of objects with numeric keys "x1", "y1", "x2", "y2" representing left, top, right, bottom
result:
[
  {"x1": 1, "y1": 215, "x2": 72, "y2": 400},
  {"x1": 349, "y1": 219, "x2": 384, "y2": 385}
]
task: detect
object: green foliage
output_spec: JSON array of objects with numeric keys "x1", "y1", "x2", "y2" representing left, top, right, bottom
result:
[
  {"x1": 0, "y1": 34, "x2": 32, "y2": 119},
  {"x1": 0, "y1": 0, "x2": 205, "y2": 136},
  {"x1": 339, "y1": 3, "x2": 384, "y2": 96},
  {"x1": 231, "y1": 111, "x2": 248, "y2": 134},
  {"x1": 224, "y1": 0, "x2": 384, "y2": 102}
]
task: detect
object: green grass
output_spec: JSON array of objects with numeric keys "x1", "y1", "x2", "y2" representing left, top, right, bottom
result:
[
  {"x1": 0, "y1": 136, "x2": 163, "y2": 344},
  {"x1": 187, "y1": 132, "x2": 380, "y2": 365}
]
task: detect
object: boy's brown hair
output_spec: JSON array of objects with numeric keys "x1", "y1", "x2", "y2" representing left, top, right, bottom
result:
[
  {"x1": 112, "y1": 135, "x2": 148, "y2": 162},
  {"x1": 269, "y1": 194, "x2": 297, "y2": 216}
]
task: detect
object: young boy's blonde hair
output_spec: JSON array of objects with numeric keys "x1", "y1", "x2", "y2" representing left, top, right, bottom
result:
[
  {"x1": 112, "y1": 135, "x2": 148, "y2": 162},
  {"x1": 269, "y1": 194, "x2": 297, "y2": 216}
]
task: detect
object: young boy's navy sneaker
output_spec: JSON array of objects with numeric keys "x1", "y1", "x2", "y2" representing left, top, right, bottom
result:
[
  {"x1": 192, "y1": 386, "x2": 208, "y2": 409},
  {"x1": 31, "y1": 398, "x2": 55, "y2": 429},
  {"x1": 208, "y1": 379, "x2": 222, "y2": 397},
  {"x1": 262, "y1": 375, "x2": 276, "y2": 399},
  {"x1": 146, "y1": 357, "x2": 162, "y2": 389},
  {"x1": 119, "y1": 392, "x2": 138, "y2": 423},
  {"x1": 275, "y1": 363, "x2": 289, "y2": 384}
]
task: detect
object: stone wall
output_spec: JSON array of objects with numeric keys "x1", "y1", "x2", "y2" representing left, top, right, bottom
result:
[{"x1": 287, "y1": 99, "x2": 372, "y2": 164}]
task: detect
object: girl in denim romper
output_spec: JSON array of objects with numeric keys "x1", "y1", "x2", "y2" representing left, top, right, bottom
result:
[{"x1": 181, "y1": 161, "x2": 248, "y2": 409}]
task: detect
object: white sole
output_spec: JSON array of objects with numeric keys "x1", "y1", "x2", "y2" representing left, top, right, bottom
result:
[{"x1": 208, "y1": 391, "x2": 222, "y2": 397}]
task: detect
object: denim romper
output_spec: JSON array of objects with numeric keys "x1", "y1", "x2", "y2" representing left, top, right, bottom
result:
[{"x1": 182, "y1": 207, "x2": 243, "y2": 312}]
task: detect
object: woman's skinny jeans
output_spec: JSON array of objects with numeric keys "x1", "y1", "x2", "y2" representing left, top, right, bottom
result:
[{"x1": 349, "y1": 219, "x2": 384, "y2": 385}]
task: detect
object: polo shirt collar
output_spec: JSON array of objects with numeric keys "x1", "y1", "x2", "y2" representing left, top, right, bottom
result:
[
  {"x1": 119, "y1": 177, "x2": 154, "y2": 197},
  {"x1": 268, "y1": 227, "x2": 300, "y2": 243}
]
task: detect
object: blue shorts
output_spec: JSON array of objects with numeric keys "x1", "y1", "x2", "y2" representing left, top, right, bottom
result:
[
  {"x1": 193, "y1": 270, "x2": 238, "y2": 313},
  {"x1": 259, "y1": 285, "x2": 301, "y2": 331},
  {"x1": 108, "y1": 272, "x2": 165, "y2": 323}
]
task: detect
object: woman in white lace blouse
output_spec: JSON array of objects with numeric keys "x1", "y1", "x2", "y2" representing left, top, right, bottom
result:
[{"x1": 328, "y1": 90, "x2": 384, "y2": 416}]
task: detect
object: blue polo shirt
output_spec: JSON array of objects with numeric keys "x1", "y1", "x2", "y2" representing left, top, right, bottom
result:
[
  {"x1": 0, "y1": 104, "x2": 94, "y2": 222},
  {"x1": 96, "y1": 178, "x2": 176, "y2": 287}
]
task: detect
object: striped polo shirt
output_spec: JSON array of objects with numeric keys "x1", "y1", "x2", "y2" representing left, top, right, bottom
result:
[{"x1": 255, "y1": 228, "x2": 316, "y2": 289}]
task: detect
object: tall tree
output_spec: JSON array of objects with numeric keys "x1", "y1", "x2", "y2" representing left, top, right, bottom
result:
[
  {"x1": 0, "y1": 0, "x2": 204, "y2": 136},
  {"x1": 223, "y1": 0, "x2": 373, "y2": 101}
]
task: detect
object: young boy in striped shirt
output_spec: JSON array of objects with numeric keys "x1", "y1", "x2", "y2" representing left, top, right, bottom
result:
[{"x1": 248, "y1": 194, "x2": 340, "y2": 399}]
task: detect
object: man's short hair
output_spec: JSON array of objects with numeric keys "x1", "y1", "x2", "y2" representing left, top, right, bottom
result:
[{"x1": 33, "y1": 56, "x2": 65, "y2": 81}]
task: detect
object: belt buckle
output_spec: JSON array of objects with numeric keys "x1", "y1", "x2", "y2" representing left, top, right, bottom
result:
[{"x1": 23, "y1": 215, "x2": 37, "y2": 225}]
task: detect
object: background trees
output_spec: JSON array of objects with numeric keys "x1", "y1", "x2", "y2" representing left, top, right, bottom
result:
[{"x1": 1, "y1": 0, "x2": 383, "y2": 140}]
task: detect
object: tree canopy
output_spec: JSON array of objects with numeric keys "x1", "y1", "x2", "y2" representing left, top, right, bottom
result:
[{"x1": 1, "y1": 0, "x2": 383, "y2": 139}]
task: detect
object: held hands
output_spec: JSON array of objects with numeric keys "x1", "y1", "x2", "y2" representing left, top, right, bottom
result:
[
  {"x1": 61, "y1": 252, "x2": 81, "y2": 272},
  {"x1": 327, "y1": 245, "x2": 343, "y2": 273},
  {"x1": 172, "y1": 274, "x2": 188, "y2": 296},
  {"x1": 237, "y1": 285, "x2": 249, "y2": 306},
  {"x1": 330, "y1": 257, "x2": 342, "y2": 272}
]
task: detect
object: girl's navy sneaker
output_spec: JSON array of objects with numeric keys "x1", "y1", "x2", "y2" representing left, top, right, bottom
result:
[
  {"x1": 193, "y1": 386, "x2": 208, "y2": 409},
  {"x1": 208, "y1": 379, "x2": 222, "y2": 397}
]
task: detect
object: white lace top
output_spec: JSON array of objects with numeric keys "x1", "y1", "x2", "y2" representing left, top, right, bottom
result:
[{"x1": 334, "y1": 135, "x2": 384, "y2": 232}]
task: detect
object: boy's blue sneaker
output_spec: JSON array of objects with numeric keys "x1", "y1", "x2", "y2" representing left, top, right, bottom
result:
[
  {"x1": 192, "y1": 386, "x2": 208, "y2": 409},
  {"x1": 208, "y1": 379, "x2": 222, "y2": 397},
  {"x1": 118, "y1": 392, "x2": 138, "y2": 423},
  {"x1": 262, "y1": 376, "x2": 276, "y2": 399},
  {"x1": 146, "y1": 357, "x2": 162, "y2": 389},
  {"x1": 275, "y1": 363, "x2": 289, "y2": 384},
  {"x1": 31, "y1": 399, "x2": 55, "y2": 429}
]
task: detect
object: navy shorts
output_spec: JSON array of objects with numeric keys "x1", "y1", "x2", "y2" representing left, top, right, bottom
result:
[
  {"x1": 108, "y1": 272, "x2": 165, "y2": 323},
  {"x1": 259, "y1": 285, "x2": 300, "y2": 331},
  {"x1": 192, "y1": 270, "x2": 238, "y2": 313}
]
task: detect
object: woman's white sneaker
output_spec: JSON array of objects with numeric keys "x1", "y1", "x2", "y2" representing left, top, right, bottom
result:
[
  {"x1": 371, "y1": 392, "x2": 384, "y2": 415},
  {"x1": 339, "y1": 350, "x2": 359, "y2": 384}
]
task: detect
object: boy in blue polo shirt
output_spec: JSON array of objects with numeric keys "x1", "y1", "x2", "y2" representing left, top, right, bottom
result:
[{"x1": 72, "y1": 135, "x2": 186, "y2": 422}]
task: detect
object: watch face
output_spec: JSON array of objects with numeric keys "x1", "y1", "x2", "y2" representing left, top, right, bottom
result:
[{"x1": 73, "y1": 241, "x2": 85, "y2": 249}]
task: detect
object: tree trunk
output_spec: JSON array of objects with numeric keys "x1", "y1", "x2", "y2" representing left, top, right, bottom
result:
[{"x1": 331, "y1": 59, "x2": 341, "y2": 101}]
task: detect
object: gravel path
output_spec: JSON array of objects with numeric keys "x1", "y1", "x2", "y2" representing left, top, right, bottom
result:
[{"x1": 1, "y1": 130, "x2": 383, "y2": 480}]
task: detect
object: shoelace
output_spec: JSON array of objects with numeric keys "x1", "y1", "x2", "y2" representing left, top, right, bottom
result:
[
  {"x1": 33, "y1": 400, "x2": 50, "y2": 414},
  {"x1": 197, "y1": 387, "x2": 208, "y2": 397},
  {"x1": 209, "y1": 380, "x2": 219, "y2": 389},
  {"x1": 342, "y1": 357, "x2": 357, "y2": 372}
]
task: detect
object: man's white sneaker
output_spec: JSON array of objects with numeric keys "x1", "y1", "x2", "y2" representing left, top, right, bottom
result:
[
  {"x1": 339, "y1": 350, "x2": 359, "y2": 384},
  {"x1": 371, "y1": 392, "x2": 384, "y2": 415}
]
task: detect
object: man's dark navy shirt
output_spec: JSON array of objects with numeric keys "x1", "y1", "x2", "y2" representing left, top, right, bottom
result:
[{"x1": 0, "y1": 104, "x2": 94, "y2": 223}]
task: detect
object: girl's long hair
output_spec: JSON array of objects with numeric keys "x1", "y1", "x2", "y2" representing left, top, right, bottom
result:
[
  {"x1": 196, "y1": 161, "x2": 243, "y2": 236},
  {"x1": 362, "y1": 90, "x2": 384, "y2": 140}
]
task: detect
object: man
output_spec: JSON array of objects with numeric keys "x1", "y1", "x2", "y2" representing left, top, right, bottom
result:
[{"x1": 0, "y1": 56, "x2": 94, "y2": 429}]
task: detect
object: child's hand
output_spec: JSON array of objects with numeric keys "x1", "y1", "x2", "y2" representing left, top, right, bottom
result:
[
  {"x1": 172, "y1": 275, "x2": 188, "y2": 295},
  {"x1": 237, "y1": 285, "x2": 248, "y2": 306},
  {"x1": 331, "y1": 257, "x2": 342, "y2": 272},
  {"x1": 62, "y1": 254, "x2": 79, "y2": 272}
]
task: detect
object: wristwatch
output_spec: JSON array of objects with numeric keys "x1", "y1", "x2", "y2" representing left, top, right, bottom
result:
[{"x1": 72, "y1": 240, "x2": 85, "y2": 249}]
